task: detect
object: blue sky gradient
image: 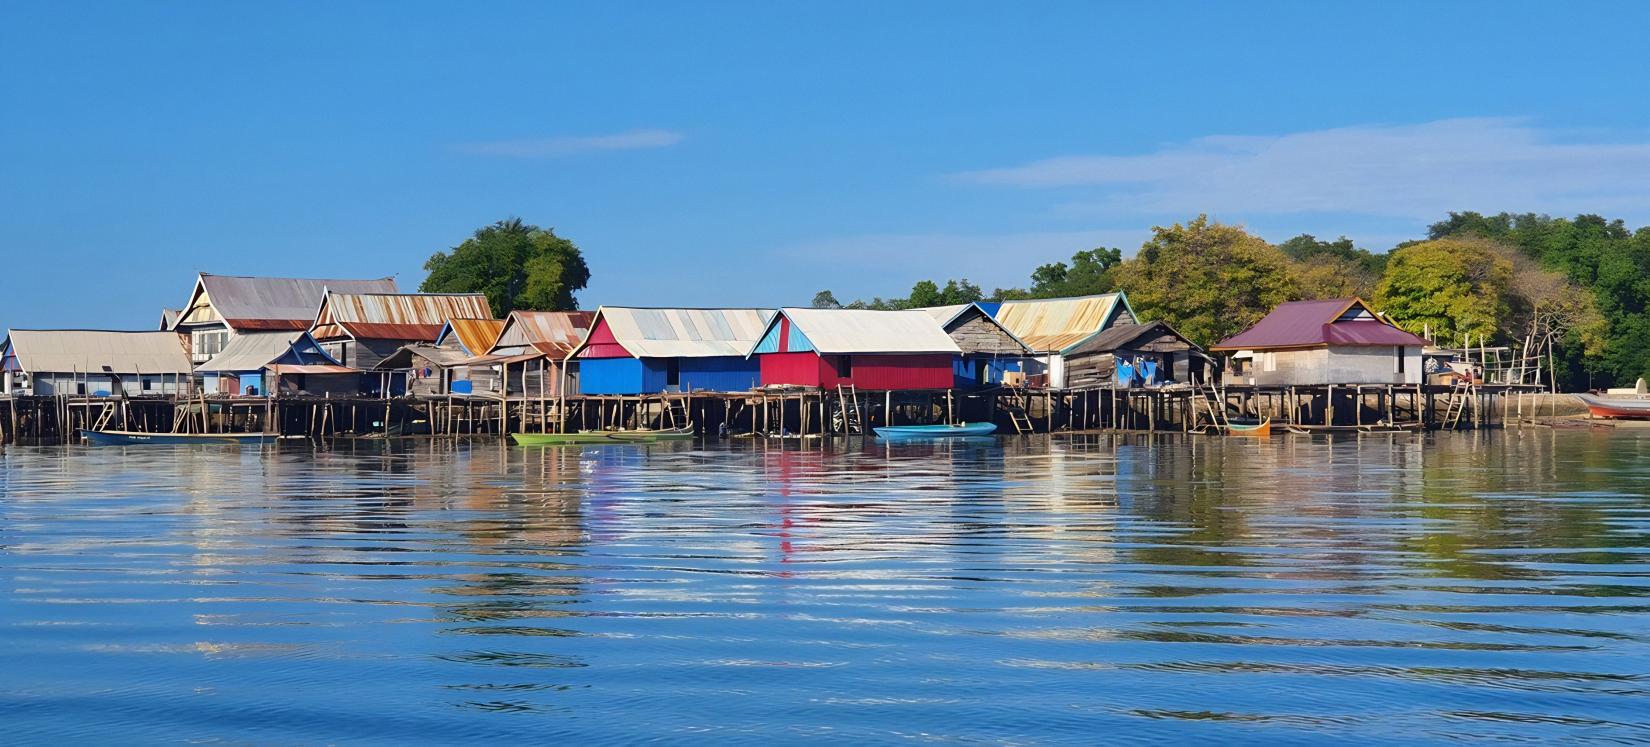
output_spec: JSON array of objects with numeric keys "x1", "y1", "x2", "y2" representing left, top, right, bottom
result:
[{"x1": 4, "y1": 2, "x2": 1650, "y2": 327}]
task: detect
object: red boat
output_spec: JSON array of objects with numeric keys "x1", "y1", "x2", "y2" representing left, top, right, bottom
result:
[{"x1": 1576, "y1": 394, "x2": 1650, "y2": 419}]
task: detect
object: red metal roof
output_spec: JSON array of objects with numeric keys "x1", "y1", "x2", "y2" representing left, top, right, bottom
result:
[{"x1": 1212, "y1": 298, "x2": 1429, "y2": 350}]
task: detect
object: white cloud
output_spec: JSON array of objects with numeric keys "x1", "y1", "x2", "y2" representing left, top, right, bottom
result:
[
  {"x1": 954, "y1": 118, "x2": 1650, "y2": 221},
  {"x1": 455, "y1": 128, "x2": 684, "y2": 158}
]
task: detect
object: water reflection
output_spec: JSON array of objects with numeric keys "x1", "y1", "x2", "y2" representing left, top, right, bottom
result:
[{"x1": 1, "y1": 431, "x2": 1648, "y2": 743}]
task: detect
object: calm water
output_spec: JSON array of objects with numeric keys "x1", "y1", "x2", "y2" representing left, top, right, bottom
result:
[{"x1": 3, "y1": 431, "x2": 1649, "y2": 744}]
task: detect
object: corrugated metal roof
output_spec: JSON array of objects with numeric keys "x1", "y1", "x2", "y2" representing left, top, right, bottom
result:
[
  {"x1": 195, "y1": 331, "x2": 303, "y2": 373},
  {"x1": 1212, "y1": 298, "x2": 1429, "y2": 350},
  {"x1": 491, "y1": 310, "x2": 596, "y2": 358},
  {"x1": 438, "y1": 318, "x2": 506, "y2": 355},
  {"x1": 993, "y1": 293, "x2": 1130, "y2": 354},
  {"x1": 159, "y1": 308, "x2": 182, "y2": 331},
  {"x1": 2, "y1": 329, "x2": 193, "y2": 374},
  {"x1": 917, "y1": 302, "x2": 1033, "y2": 352},
  {"x1": 1064, "y1": 321, "x2": 1207, "y2": 357},
  {"x1": 580, "y1": 307, "x2": 773, "y2": 359},
  {"x1": 375, "y1": 344, "x2": 474, "y2": 370},
  {"x1": 771, "y1": 308, "x2": 961, "y2": 355},
  {"x1": 309, "y1": 292, "x2": 493, "y2": 342},
  {"x1": 185, "y1": 274, "x2": 399, "y2": 330}
]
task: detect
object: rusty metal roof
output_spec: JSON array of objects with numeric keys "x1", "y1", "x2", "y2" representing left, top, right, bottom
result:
[
  {"x1": 993, "y1": 292, "x2": 1134, "y2": 354},
  {"x1": 489, "y1": 310, "x2": 596, "y2": 358},
  {"x1": 436, "y1": 318, "x2": 506, "y2": 355},
  {"x1": 309, "y1": 292, "x2": 493, "y2": 342},
  {"x1": 181, "y1": 273, "x2": 399, "y2": 331},
  {"x1": 2, "y1": 329, "x2": 193, "y2": 374}
]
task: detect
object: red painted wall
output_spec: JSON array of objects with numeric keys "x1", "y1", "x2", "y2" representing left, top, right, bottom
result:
[
  {"x1": 759, "y1": 351, "x2": 825, "y2": 387},
  {"x1": 578, "y1": 318, "x2": 631, "y2": 359},
  {"x1": 759, "y1": 352, "x2": 955, "y2": 390}
]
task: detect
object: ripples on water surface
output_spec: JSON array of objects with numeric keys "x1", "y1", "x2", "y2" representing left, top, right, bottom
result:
[{"x1": 2, "y1": 431, "x2": 1649, "y2": 744}]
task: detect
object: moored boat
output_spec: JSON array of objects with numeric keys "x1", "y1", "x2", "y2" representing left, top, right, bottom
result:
[
  {"x1": 80, "y1": 429, "x2": 280, "y2": 446},
  {"x1": 874, "y1": 422, "x2": 998, "y2": 439},
  {"x1": 1227, "y1": 418, "x2": 1271, "y2": 437},
  {"x1": 1575, "y1": 393, "x2": 1650, "y2": 420},
  {"x1": 511, "y1": 427, "x2": 696, "y2": 445}
]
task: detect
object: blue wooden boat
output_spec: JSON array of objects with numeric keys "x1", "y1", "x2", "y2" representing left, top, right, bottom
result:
[
  {"x1": 874, "y1": 422, "x2": 998, "y2": 439},
  {"x1": 79, "y1": 429, "x2": 280, "y2": 446}
]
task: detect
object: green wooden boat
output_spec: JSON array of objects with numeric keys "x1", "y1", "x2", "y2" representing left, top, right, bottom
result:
[{"x1": 511, "y1": 427, "x2": 696, "y2": 445}]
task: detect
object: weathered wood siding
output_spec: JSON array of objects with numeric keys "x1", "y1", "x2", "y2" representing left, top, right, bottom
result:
[{"x1": 946, "y1": 310, "x2": 1025, "y2": 356}]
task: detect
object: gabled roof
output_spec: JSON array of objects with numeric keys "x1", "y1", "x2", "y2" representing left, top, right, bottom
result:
[
  {"x1": 375, "y1": 344, "x2": 475, "y2": 370},
  {"x1": 571, "y1": 307, "x2": 774, "y2": 359},
  {"x1": 435, "y1": 318, "x2": 506, "y2": 355},
  {"x1": 180, "y1": 273, "x2": 400, "y2": 331},
  {"x1": 1211, "y1": 297, "x2": 1431, "y2": 351},
  {"x1": 1065, "y1": 321, "x2": 1207, "y2": 358},
  {"x1": 1, "y1": 329, "x2": 193, "y2": 374},
  {"x1": 753, "y1": 308, "x2": 962, "y2": 356},
  {"x1": 993, "y1": 292, "x2": 1135, "y2": 354},
  {"x1": 488, "y1": 310, "x2": 596, "y2": 358},
  {"x1": 918, "y1": 302, "x2": 1033, "y2": 353},
  {"x1": 308, "y1": 292, "x2": 493, "y2": 342},
  {"x1": 196, "y1": 331, "x2": 304, "y2": 373},
  {"x1": 159, "y1": 308, "x2": 182, "y2": 331}
]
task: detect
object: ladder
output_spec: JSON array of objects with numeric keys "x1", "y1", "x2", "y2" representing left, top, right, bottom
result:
[
  {"x1": 1196, "y1": 378, "x2": 1230, "y2": 432},
  {"x1": 1442, "y1": 380, "x2": 1475, "y2": 429},
  {"x1": 91, "y1": 401, "x2": 116, "y2": 431},
  {"x1": 1001, "y1": 392, "x2": 1034, "y2": 434},
  {"x1": 663, "y1": 395, "x2": 690, "y2": 428},
  {"x1": 835, "y1": 383, "x2": 863, "y2": 434}
]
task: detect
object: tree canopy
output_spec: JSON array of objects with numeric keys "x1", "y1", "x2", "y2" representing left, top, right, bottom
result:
[
  {"x1": 1112, "y1": 216, "x2": 1299, "y2": 344},
  {"x1": 421, "y1": 218, "x2": 591, "y2": 316},
  {"x1": 1373, "y1": 237, "x2": 1514, "y2": 343}
]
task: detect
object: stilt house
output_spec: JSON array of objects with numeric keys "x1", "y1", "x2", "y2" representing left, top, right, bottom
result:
[
  {"x1": 990, "y1": 292, "x2": 1137, "y2": 388},
  {"x1": 306, "y1": 291, "x2": 493, "y2": 371},
  {"x1": 375, "y1": 318, "x2": 506, "y2": 396},
  {"x1": 174, "y1": 273, "x2": 398, "y2": 365},
  {"x1": 1, "y1": 330, "x2": 194, "y2": 396},
  {"x1": 477, "y1": 310, "x2": 596, "y2": 397},
  {"x1": 1060, "y1": 321, "x2": 1210, "y2": 389},
  {"x1": 1211, "y1": 297, "x2": 1429, "y2": 386},
  {"x1": 919, "y1": 303, "x2": 1034, "y2": 387},
  {"x1": 569, "y1": 307, "x2": 773, "y2": 395},
  {"x1": 750, "y1": 308, "x2": 961, "y2": 391}
]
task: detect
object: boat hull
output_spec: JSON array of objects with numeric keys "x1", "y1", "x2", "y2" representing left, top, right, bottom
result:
[
  {"x1": 512, "y1": 428, "x2": 696, "y2": 445},
  {"x1": 1576, "y1": 394, "x2": 1650, "y2": 419},
  {"x1": 80, "y1": 429, "x2": 278, "y2": 446},
  {"x1": 874, "y1": 423, "x2": 998, "y2": 439},
  {"x1": 1227, "y1": 418, "x2": 1272, "y2": 437}
]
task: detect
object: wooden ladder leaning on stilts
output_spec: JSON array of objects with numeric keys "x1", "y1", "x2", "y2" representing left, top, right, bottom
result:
[
  {"x1": 836, "y1": 383, "x2": 863, "y2": 434},
  {"x1": 1002, "y1": 390, "x2": 1034, "y2": 434},
  {"x1": 1196, "y1": 378, "x2": 1231, "y2": 433},
  {"x1": 1442, "y1": 379, "x2": 1475, "y2": 429}
]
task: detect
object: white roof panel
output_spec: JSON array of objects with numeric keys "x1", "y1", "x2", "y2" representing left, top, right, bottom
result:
[{"x1": 780, "y1": 308, "x2": 961, "y2": 355}]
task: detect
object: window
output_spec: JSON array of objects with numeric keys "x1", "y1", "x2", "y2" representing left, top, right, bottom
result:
[
  {"x1": 1396, "y1": 346, "x2": 1406, "y2": 374},
  {"x1": 836, "y1": 355, "x2": 854, "y2": 377},
  {"x1": 666, "y1": 359, "x2": 681, "y2": 387}
]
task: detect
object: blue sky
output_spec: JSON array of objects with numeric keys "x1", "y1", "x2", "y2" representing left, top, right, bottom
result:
[{"x1": 4, "y1": 2, "x2": 1650, "y2": 328}]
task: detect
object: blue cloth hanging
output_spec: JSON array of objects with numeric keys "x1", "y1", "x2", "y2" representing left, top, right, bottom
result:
[
  {"x1": 1140, "y1": 359, "x2": 1158, "y2": 385},
  {"x1": 1115, "y1": 359, "x2": 1135, "y2": 387}
]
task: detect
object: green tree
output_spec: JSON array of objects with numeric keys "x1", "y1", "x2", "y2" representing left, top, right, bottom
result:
[
  {"x1": 811, "y1": 290, "x2": 842, "y2": 309},
  {"x1": 1112, "y1": 215, "x2": 1299, "y2": 345},
  {"x1": 1373, "y1": 237, "x2": 1515, "y2": 344},
  {"x1": 421, "y1": 218, "x2": 591, "y2": 316}
]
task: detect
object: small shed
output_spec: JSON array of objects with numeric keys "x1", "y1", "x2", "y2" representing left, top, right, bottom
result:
[
  {"x1": 919, "y1": 303, "x2": 1033, "y2": 387},
  {"x1": 265, "y1": 335, "x2": 359, "y2": 396},
  {"x1": 307, "y1": 291, "x2": 494, "y2": 370},
  {"x1": 570, "y1": 307, "x2": 773, "y2": 395},
  {"x1": 750, "y1": 308, "x2": 961, "y2": 391},
  {"x1": 375, "y1": 318, "x2": 508, "y2": 396},
  {"x1": 1061, "y1": 321, "x2": 1211, "y2": 389},
  {"x1": 1211, "y1": 297, "x2": 1430, "y2": 386},
  {"x1": 1, "y1": 329, "x2": 194, "y2": 396},
  {"x1": 991, "y1": 292, "x2": 1138, "y2": 388}
]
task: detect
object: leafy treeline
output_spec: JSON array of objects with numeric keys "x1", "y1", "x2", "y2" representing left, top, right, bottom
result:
[
  {"x1": 421, "y1": 218, "x2": 591, "y2": 317},
  {"x1": 814, "y1": 212, "x2": 1650, "y2": 388}
]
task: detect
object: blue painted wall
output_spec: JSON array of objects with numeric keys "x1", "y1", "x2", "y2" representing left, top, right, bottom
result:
[
  {"x1": 954, "y1": 356, "x2": 1024, "y2": 387},
  {"x1": 580, "y1": 356, "x2": 758, "y2": 394},
  {"x1": 579, "y1": 357, "x2": 668, "y2": 395},
  {"x1": 679, "y1": 356, "x2": 762, "y2": 392}
]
